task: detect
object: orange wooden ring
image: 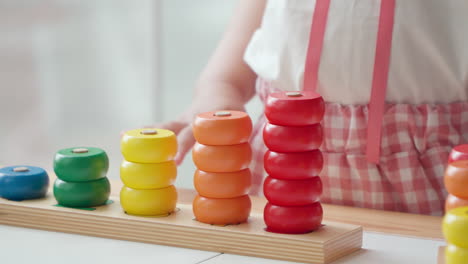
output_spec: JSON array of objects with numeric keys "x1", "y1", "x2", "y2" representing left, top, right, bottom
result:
[
  {"x1": 194, "y1": 169, "x2": 251, "y2": 198},
  {"x1": 193, "y1": 195, "x2": 251, "y2": 225},
  {"x1": 193, "y1": 111, "x2": 252, "y2": 146},
  {"x1": 192, "y1": 142, "x2": 252, "y2": 173},
  {"x1": 446, "y1": 194, "x2": 468, "y2": 212},
  {"x1": 445, "y1": 160, "x2": 468, "y2": 199}
]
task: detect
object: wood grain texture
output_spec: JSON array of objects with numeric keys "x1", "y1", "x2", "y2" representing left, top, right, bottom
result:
[
  {"x1": 114, "y1": 181, "x2": 443, "y2": 240},
  {"x1": 0, "y1": 187, "x2": 362, "y2": 264},
  {"x1": 321, "y1": 203, "x2": 443, "y2": 240}
]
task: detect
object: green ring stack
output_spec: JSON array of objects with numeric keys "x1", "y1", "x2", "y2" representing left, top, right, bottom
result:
[{"x1": 53, "y1": 147, "x2": 111, "y2": 207}]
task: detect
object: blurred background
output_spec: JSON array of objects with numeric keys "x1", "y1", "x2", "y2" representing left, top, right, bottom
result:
[{"x1": 0, "y1": 0, "x2": 262, "y2": 189}]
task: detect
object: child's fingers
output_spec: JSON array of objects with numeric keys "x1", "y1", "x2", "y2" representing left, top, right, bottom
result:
[
  {"x1": 174, "y1": 125, "x2": 196, "y2": 165},
  {"x1": 120, "y1": 121, "x2": 188, "y2": 138},
  {"x1": 145, "y1": 121, "x2": 188, "y2": 135}
]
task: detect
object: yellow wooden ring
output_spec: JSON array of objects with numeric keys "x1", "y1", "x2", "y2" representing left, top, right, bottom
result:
[
  {"x1": 446, "y1": 244, "x2": 468, "y2": 264},
  {"x1": 120, "y1": 160, "x2": 177, "y2": 190},
  {"x1": 443, "y1": 206, "x2": 468, "y2": 248},
  {"x1": 120, "y1": 185, "x2": 177, "y2": 216},
  {"x1": 121, "y1": 128, "x2": 177, "y2": 163}
]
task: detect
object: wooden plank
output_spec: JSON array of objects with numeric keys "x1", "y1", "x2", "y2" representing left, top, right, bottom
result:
[
  {"x1": 321, "y1": 203, "x2": 443, "y2": 240},
  {"x1": 110, "y1": 180, "x2": 443, "y2": 239},
  {"x1": 0, "y1": 191, "x2": 362, "y2": 264},
  {"x1": 1, "y1": 176, "x2": 445, "y2": 264}
]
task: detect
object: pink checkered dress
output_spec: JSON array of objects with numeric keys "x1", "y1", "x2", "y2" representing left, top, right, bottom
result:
[
  {"x1": 249, "y1": 79, "x2": 468, "y2": 216},
  {"x1": 247, "y1": 0, "x2": 468, "y2": 216}
]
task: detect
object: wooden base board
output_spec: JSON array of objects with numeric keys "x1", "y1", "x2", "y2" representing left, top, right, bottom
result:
[{"x1": 0, "y1": 192, "x2": 362, "y2": 264}]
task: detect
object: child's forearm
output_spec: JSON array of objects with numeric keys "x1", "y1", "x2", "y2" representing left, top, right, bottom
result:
[{"x1": 196, "y1": 0, "x2": 267, "y2": 105}]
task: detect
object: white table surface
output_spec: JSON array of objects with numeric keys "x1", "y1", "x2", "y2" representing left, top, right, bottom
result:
[{"x1": 0, "y1": 225, "x2": 445, "y2": 264}]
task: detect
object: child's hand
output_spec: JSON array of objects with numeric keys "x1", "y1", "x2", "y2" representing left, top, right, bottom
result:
[
  {"x1": 155, "y1": 119, "x2": 193, "y2": 165},
  {"x1": 156, "y1": 83, "x2": 248, "y2": 165}
]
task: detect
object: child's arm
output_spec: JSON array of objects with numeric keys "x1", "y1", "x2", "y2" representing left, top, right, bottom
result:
[{"x1": 161, "y1": 0, "x2": 266, "y2": 164}]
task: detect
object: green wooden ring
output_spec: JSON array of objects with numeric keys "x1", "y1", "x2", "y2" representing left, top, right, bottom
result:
[
  {"x1": 54, "y1": 147, "x2": 109, "y2": 182},
  {"x1": 53, "y1": 178, "x2": 110, "y2": 208}
]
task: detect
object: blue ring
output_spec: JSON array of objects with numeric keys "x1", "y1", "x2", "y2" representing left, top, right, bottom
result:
[{"x1": 0, "y1": 166, "x2": 49, "y2": 201}]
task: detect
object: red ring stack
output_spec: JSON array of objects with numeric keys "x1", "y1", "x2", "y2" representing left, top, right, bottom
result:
[{"x1": 263, "y1": 91, "x2": 325, "y2": 234}]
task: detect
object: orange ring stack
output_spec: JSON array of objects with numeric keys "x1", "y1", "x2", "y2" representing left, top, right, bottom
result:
[
  {"x1": 445, "y1": 145, "x2": 468, "y2": 211},
  {"x1": 445, "y1": 160, "x2": 468, "y2": 211},
  {"x1": 192, "y1": 110, "x2": 253, "y2": 225}
]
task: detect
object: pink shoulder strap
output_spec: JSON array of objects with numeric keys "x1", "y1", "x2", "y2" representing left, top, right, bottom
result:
[
  {"x1": 303, "y1": 0, "x2": 396, "y2": 164},
  {"x1": 366, "y1": 0, "x2": 396, "y2": 163},
  {"x1": 303, "y1": 0, "x2": 331, "y2": 92}
]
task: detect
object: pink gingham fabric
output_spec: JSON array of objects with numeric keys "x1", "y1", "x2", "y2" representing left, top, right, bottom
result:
[{"x1": 250, "y1": 79, "x2": 468, "y2": 215}]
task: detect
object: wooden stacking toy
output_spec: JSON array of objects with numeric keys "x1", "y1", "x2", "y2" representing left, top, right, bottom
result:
[
  {"x1": 0, "y1": 166, "x2": 49, "y2": 201},
  {"x1": 0, "y1": 126, "x2": 363, "y2": 263},
  {"x1": 192, "y1": 110, "x2": 253, "y2": 225},
  {"x1": 120, "y1": 128, "x2": 178, "y2": 216},
  {"x1": 263, "y1": 91, "x2": 324, "y2": 234},
  {"x1": 53, "y1": 147, "x2": 110, "y2": 207}
]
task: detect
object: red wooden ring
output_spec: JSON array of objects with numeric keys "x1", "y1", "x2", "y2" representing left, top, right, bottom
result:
[
  {"x1": 265, "y1": 91, "x2": 324, "y2": 126},
  {"x1": 264, "y1": 202, "x2": 323, "y2": 234},
  {"x1": 263, "y1": 123, "x2": 322, "y2": 152},
  {"x1": 264, "y1": 150, "x2": 323, "y2": 180},
  {"x1": 263, "y1": 176, "x2": 322, "y2": 206}
]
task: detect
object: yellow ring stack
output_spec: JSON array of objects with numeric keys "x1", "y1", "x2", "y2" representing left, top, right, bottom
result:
[
  {"x1": 443, "y1": 207, "x2": 468, "y2": 264},
  {"x1": 120, "y1": 128, "x2": 178, "y2": 216}
]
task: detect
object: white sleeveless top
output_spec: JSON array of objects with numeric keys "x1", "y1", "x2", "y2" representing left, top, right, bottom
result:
[{"x1": 244, "y1": 0, "x2": 468, "y2": 105}]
